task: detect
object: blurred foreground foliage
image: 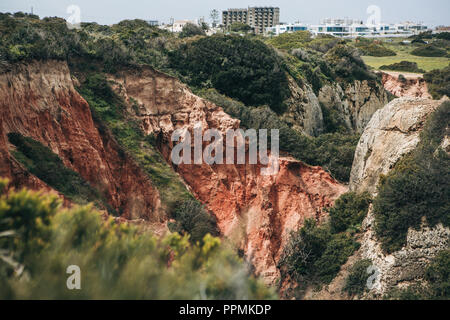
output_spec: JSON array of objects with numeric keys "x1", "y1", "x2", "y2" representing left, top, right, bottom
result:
[{"x1": 0, "y1": 179, "x2": 275, "y2": 299}]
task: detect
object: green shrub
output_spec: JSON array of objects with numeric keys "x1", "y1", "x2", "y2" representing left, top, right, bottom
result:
[
  {"x1": 279, "y1": 190, "x2": 374, "y2": 297},
  {"x1": 374, "y1": 102, "x2": 450, "y2": 253},
  {"x1": 329, "y1": 192, "x2": 372, "y2": 234},
  {"x1": 343, "y1": 259, "x2": 373, "y2": 296},
  {"x1": 230, "y1": 22, "x2": 252, "y2": 33},
  {"x1": 279, "y1": 218, "x2": 360, "y2": 297},
  {"x1": 357, "y1": 43, "x2": 397, "y2": 57},
  {"x1": 7, "y1": 133, "x2": 113, "y2": 213},
  {"x1": 265, "y1": 31, "x2": 312, "y2": 50},
  {"x1": 169, "y1": 199, "x2": 219, "y2": 244},
  {"x1": 169, "y1": 35, "x2": 290, "y2": 113},
  {"x1": 0, "y1": 182, "x2": 275, "y2": 299},
  {"x1": 179, "y1": 23, "x2": 206, "y2": 38},
  {"x1": 424, "y1": 250, "x2": 450, "y2": 299},
  {"x1": 435, "y1": 32, "x2": 450, "y2": 41},
  {"x1": 411, "y1": 44, "x2": 447, "y2": 57},
  {"x1": 423, "y1": 65, "x2": 450, "y2": 99},
  {"x1": 0, "y1": 14, "x2": 175, "y2": 74},
  {"x1": 325, "y1": 44, "x2": 376, "y2": 82},
  {"x1": 380, "y1": 61, "x2": 425, "y2": 73}
]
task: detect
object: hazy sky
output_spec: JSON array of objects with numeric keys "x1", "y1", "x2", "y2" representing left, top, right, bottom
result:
[{"x1": 1, "y1": 0, "x2": 449, "y2": 27}]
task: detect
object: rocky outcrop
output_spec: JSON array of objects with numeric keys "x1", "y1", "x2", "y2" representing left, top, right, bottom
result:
[
  {"x1": 282, "y1": 77, "x2": 324, "y2": 136},
  {"x1": 0, "y1": 61, "x2": 164, "y2": 227},
  {"x1": 359, "y1": 207, "x2": 449, "y2": 296},
  {"x1": 109, "y1": 66, "x2": 348, "y2": 285},
  {"x1": 282, "y1": 78, "x2": 388, "y2": 136},
  {"x1": 381, "y1": 72, "x2": 431, "y2": 99},
  {"x1": 349, "y1": 97, "x2": 443, "y2": 195},
  {"x1": 318, "y1": 80, "x2": 389, "y2": 134},
  {"x1": 347, "y1": 96, "x2": 449, "y2": 297}
]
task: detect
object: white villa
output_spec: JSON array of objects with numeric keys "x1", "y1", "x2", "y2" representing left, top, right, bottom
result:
[{"x1": 266, "y1": 18, "x2": 429, "y2": 38}]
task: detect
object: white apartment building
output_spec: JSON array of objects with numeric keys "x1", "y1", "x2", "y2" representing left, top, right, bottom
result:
[
  {"x1": 266, "y1": 23, "x2": 308, "y2": 35},
  {"x1": 266, "y1": 18, "x2": 429, "y2": 37}
]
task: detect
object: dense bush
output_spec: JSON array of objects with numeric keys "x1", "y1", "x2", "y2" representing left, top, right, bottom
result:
[
  {"x1": 265, "y1": 31, "x2": 312, "y2": 50},
  {"x1": 343, "y1": 259, "x2": 373, "y2": 296},
  {"x1": 169, "y1": 35, "x2": 290, "y2": 113},
  {"x1": 0, "y1": 14, "x2": 84, "y2": 70},
  {"x1": 279, "y1": 191, "x2": 369, "y2": 296},
  {"x1": 230, "y1": 22, "x2": 252, "y2": 33},
  {"x1": 374, "y1": 102, "x2": 450, "y2": 253},
  {"x1": 0, "y1": 180, "x2": 275, "y2": 299},
  {"x1": 435, "y1": 32, "x2": 450, "y2": 41},
  {"x1": 411, "y1": 44, "x2": 447, "y2": 57},
  {"x1": 179, "y1": 23, "x2": 206, "y2": 38},
  {"x1": 380, "y1": 61, "x2": 425, "y2": 73},
  {"x1": 386, "y1": 250, "x2": 449, "y2": 300},
  {"x1": 0, "y1": 14, "x2": 175, "y2": 74},
  {"x1": 329, "y1": 192, "x2": 372, "y2": 234},
  {"x1": 423, "y1": 65, "x2": 450, "y2": 99},
  {"x1": 7, "y1": 133, "x2": 113, "y2": 212},
  {"x1": 279, "y1": 218, "x2": 360, "y2": 297},
  {"x1": 356, "y1": 43, "x2": 397, "y2": 57},
  {"x1": 169, "y1": 199, "x2": 219, "y2": 244},
  {"x1": 325, "y1": 44, "x2": 376, "y2": 82}
]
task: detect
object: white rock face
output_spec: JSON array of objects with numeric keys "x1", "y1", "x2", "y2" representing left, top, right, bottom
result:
[
  {"x1": 282, "y1": 76, "x2": 324, "y2": 136},
  {"x1": 360, "y1": 207, "x2": 449, "y2": 297},
  {"x1": 349, "y1": 97, "x2": 444, "y2": 195},
  {"x1": 318, "y1": 80, "x2": 388, "y2": 134},
  {"x1": 348, "y1": 97, "x2": 449, "y2": 298},
  {"x1": 282, "y1": 78, "x2": 387, "y2": 137}
]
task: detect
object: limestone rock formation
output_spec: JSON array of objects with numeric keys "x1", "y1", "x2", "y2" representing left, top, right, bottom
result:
[
  {"x1": 281, "y1": 76, "x2": 388, "y2": 137},
  {"x1": 318, "y1": 80, "x2": 388, "y2": 134},
  {"x1": 349, "y1": 97, "x2": 443, "y2": 195},
  {"x1": 359, "y1": 207, "x2": 449, "y2": 296},
  {"x1": 347, "y1": 96, "x2": 449, "y2": 297},
  {"x1": 282, "y1": 77, "x2": 324, "y2": 136}
]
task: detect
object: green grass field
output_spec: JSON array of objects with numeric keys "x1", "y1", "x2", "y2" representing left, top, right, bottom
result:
[{"x1": 361, "y1": 39, "x2": 450, "y2": 72}]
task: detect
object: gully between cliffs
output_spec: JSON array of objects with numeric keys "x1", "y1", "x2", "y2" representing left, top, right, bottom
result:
[{"x1": 0, "y1": 60, "x2": 348, "y2": 285}]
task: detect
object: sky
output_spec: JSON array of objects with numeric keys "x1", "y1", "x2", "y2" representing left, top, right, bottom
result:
[{"x1": 1, "y1": 0, "x2": 449, "y2": 27}]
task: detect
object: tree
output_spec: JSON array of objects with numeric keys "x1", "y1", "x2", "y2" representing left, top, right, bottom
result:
[
  {"x1": 179, "y1": 23, "x2": 206, "y2": 38},
  {"x1": 230, "y1": 22, "x2": 252, "y2": 33},
  {"x1": 210, "y1": 9, "x2": 219, "y2": 28}
]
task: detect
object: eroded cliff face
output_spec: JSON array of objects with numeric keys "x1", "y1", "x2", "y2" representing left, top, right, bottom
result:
[
  {"x1": 0, "y1": 61, "x2": 164, "y2": 229},
  {"x1": 282, "y1": 78, "x2": 388, "y2": 137},
  {"x1": 109, "y1": 67, "x2": 348, "y2": 284},
  {"x1": 381, "y1": 72, "x2": 432, "y2": 99},
  {"x1": 359, "y1": 207, "x2": 449, "y2": 297},
  {"x1": 318, "y1": 80, "x2": 389, "y2": 134},
  {"x1": 349, "y1": 97, "x2": 443, "y2": 195},
  {"x1": 282, "y1": 77, "x2": 324, "y2": 137},
  {"x1": 1, "y1": 60, "x2": 348, "y2": 286},
  {"x1": 348, "y1": 97, "x2": 449, "y2": 297}
]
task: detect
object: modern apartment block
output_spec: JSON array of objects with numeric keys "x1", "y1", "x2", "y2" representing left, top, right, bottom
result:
[
  {"x1": 222, "y1": 7, "x2": 280, "y2": 34},
  {"x1": 222, "y1": 8, "x2": 248, "y2": 26}
]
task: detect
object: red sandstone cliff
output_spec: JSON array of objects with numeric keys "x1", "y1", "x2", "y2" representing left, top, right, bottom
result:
[
  {"x1": 110, "y1": 67, "x2": 348, "y2": 284},
  {"x1": 380, "y1": 71, "x2": 431, "y2": 99},
  {"x1": 0, "y1": 60, "x2": 348, "y2": 285},
  {"x1": 0, "y1": 61, "x2": 164, "y2": 231}
]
